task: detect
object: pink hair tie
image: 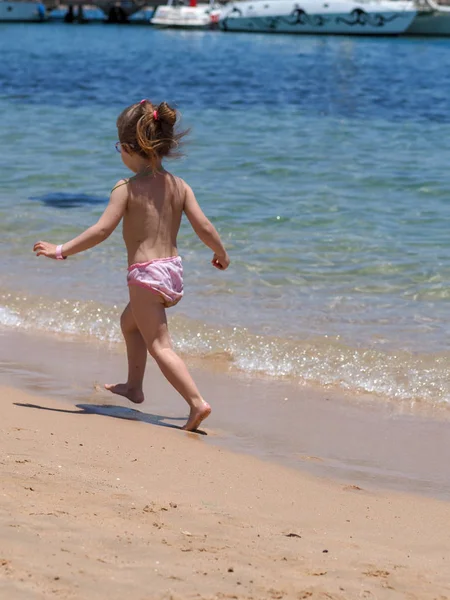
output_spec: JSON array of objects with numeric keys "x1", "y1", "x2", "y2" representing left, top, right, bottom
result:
[
  {"x1": 140, "y1": 99, "x2": 147, "y2": 104},
  {"x1": 153, "y1": 110, "x2": 159, "y2": 121}
]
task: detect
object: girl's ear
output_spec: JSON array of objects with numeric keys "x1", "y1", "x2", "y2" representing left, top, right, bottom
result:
[{"x1": 121, "y1": 143, "x2": 134, "y2": 155}]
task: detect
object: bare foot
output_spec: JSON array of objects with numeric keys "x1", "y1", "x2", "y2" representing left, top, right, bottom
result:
[
  {"x1": 104, "y1": 383, "x2": 145, "y2": 405},
  {"x1": 182, "y1": 401, "x2": 211, "y2": 432}
]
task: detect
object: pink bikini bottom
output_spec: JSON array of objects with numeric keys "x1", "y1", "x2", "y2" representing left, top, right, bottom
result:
[{"x1": 127, "y1": 256, "x2": 184, "y2": 308}]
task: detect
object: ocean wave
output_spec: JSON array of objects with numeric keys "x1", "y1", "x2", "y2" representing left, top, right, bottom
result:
[{"x1": 1, "y1": 291, "x2": 449, "y2": 407}]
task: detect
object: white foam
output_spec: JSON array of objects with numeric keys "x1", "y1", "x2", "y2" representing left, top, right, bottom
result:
[
  {"x1": 1, "y1": 298, "x2": 450, "y2": 407},
  {"x1": 0, "y1": 306, "x2": 22, "y2": 328}
]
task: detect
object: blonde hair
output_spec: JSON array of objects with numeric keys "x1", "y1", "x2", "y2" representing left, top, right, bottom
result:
[{"x1": 116, "y1": 100, "x2": 188, "y2": 169}]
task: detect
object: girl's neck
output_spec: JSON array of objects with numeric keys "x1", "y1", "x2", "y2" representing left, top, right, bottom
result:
[{"x1": 131, "y1": 155, "x2": 163, "y2": 176}]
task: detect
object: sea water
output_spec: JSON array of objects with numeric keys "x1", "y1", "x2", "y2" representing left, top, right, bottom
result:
[{"x1": 2, "y1": 24, "x2": 450, "y2": 406}]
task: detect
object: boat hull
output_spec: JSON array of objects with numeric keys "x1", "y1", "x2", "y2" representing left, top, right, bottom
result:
[
  {"x1": 406, "y1": 9, "x2": 450, "y2": 35},
  {"x1": 151, "y1": 4, "x2": 220, "y2": 28},
  {"x1": 49, "y1": 5, "x2": 106, "y2": 21},
  {"x1": 219, "y1": 0, "x2": 417, "y2": 34},
  {"x1": 129, "y1": 6, "x2": 155, "y2": 23},
  {"x1": 0, "y1": 1, "x2": 46, "y2": 21}
]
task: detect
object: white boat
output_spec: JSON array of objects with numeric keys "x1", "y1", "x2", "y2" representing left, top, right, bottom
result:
[
  {"x1": 219, "y1": 0, "x2": 417, "y2": 34},
  {"x1": 151, "y1": 0, "x2": 221, "y2": 28},
  {"x1": 49, "y1": 4, "x2": 106, "y2": 21},
  {"x1": 406, "y1": 0, "x2": 450, "y2": 34},
  {"x1": 0, "y1": 0, "x2": 46, "y2": 21}
]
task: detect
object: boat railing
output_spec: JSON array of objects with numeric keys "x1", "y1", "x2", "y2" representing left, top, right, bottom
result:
[{"x1": 420, "y1": 0, "x2": 450, "y2": 12}]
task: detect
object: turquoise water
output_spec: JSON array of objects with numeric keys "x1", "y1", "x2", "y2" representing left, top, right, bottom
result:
[{"x1": 2, "y1": 24, "x2": 450, "y2": 405}]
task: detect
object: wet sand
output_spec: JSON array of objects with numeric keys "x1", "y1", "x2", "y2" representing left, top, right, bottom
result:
[
  {"x1": 1, "y1": 382, "x2": 450, "y2": 599},
  {"x1": 1, "y1": 329, "x2": 450, "y2": 500}
]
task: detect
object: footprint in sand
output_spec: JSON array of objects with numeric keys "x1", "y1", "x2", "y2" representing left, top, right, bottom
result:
[{"x1": 363, "y1": 569, "x2": 390, "y2": 578}]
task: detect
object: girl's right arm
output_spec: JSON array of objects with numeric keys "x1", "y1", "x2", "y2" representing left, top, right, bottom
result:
[
  {"x1": 34, "y1": 180, "x2": 129, "y2": 259},
  {"x1": 183, "y1": 183, "x2": 230, "y2": 271}
]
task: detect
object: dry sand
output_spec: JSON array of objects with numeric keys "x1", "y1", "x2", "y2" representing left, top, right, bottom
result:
[{"x1": 1, "y1": 385, "x2": 449, "y2": 600}]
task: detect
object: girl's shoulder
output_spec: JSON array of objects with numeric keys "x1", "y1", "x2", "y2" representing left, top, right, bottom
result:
[
  {"x1": 110, "y1": 178, "x2": 130, "y2": 193},
  {"x1": 161, "y1": 171, "x2": 189, "y2": 194}
]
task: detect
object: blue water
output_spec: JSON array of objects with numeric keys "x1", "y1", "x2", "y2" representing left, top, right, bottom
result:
[{"x1": 2, "y1": 23, "x2": 450, "y2": 405}]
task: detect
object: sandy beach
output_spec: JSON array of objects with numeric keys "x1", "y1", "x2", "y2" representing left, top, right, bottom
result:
[{"x1": 1, "y1": 381, "x2": 450, "y2": 599}]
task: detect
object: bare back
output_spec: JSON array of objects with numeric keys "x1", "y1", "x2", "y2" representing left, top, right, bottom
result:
[{"x1": 122, "y1": 171, "x2": 185, "y2": 266}]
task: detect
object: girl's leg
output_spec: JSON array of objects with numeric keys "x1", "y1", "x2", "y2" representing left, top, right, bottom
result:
[
  {"x1": 129, "y1": 285, "x2": 211, "y2": 431},
  {"x1": 105, "y1": 303, "x2": 147, "y2": 404}
]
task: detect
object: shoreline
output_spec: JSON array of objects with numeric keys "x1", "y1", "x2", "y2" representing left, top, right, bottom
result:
[
  {"x1": 1, "y1": 327, "x2": 450, "y2": 501},
  {"x1": 1, "y1": 383, "x2": 450, "y2": 599},
  {"x1": 2, "y1": 275, "x2": 450, "y2": 406}
]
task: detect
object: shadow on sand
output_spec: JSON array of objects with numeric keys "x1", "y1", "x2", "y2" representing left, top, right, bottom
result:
[{"x1": 13, "y1": 402, "x2": 207, "y2": 435}]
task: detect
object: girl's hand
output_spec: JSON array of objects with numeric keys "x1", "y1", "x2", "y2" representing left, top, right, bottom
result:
[
  {"x1": 33, "y1": 241, "x2": 58, "y2": 259},
  {"x1": 211, "y1": 252, "x2": 230, "y2": 271}
]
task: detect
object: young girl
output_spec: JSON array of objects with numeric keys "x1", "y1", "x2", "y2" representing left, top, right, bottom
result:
[{"x1": 33, "y1": 99, "x2": 230, "y2": 431}]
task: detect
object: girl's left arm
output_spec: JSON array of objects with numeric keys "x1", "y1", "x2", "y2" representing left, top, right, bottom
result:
[{"x1": 34, "y1": 180, "x2": 129, "y2": 259}]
